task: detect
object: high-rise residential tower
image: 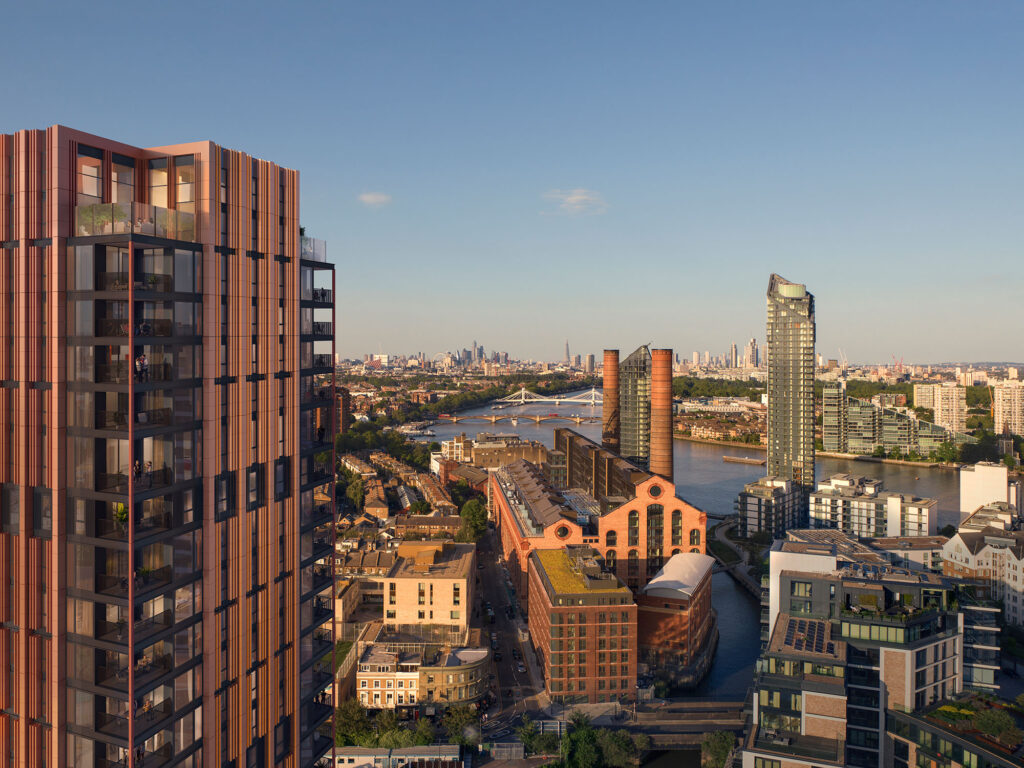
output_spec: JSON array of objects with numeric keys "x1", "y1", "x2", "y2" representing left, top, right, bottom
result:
[
  {"x1": 0, "y1": 126, "x2": 336, "y2": 768},
  {"x1": 619, "y1": 345, "x2": 652, "y2": 468},
  {"x1": 766, "y1": 273, "x2": 815, "y2": 494}
]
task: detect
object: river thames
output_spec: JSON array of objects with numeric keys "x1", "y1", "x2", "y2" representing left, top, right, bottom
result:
[{"x1": 413, "y1": 391, "x2": 962, "y2": 700}]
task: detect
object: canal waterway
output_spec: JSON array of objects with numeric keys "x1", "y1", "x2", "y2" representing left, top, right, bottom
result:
[{"x1": 415, "y1": 391, "x2": 962, "y2": 700}]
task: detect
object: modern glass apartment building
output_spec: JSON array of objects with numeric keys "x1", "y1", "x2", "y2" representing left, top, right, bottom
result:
[
  {"x1": 822, "y1": 381, "x2": 973, "y2": 456},
  {"x1": 618, "y1": 345, "x2": 652, "y2": 469},
  {"x1": 0, "y1": 126, "x2": 335, "y2": 768},
  {"x1": 765, "y1": 274, "x2": 815, "y2": 514}
]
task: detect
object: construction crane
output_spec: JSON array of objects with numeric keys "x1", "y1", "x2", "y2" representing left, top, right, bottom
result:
[
  {"x1": 891, "y1": 354, "x2": 904, "y2": 375},
  {"x1": 838, "y1": 348, "x2": 849, "y2": 373}
]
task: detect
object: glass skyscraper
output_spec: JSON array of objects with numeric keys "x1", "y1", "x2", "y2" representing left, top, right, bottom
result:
[
  {"x1": 766, "y1": 274, "x2": 815, "y2": 497},
  {"x1": 618, "y1": 345, "x2": 652, "y2": 469}
]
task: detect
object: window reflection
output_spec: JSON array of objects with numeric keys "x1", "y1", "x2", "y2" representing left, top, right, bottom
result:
[{"x1": 77, "y1": 145, "x2": 103, "y2": 205}]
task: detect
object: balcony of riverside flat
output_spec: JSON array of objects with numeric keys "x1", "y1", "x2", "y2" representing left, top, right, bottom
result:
[
  {"x1": 298, "y1": 235, "x2": 336, "y2": 766},
  {"x1": 66, "y1": 191, "x2": 205, "y2": 762}
]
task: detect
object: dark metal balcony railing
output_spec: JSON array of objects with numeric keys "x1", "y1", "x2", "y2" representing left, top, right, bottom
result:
[
  {"x1": 95, "y1": 361, "x2": 175, "y2": 384},
  {"x1": 96, "y1": 565, "x2": 173, "y2": 597},
  {"x1": 95, "y1": 510, "x2": 172, "y2": 541},
  {"x1": 310, "y1": 354, "x2": 333, "y2": 369},
  {"x1": 96, "y1": 710, "x2": 129, "y2": 738},
  {"x1": 97, "y1": 408, "x2": 174, "y2": 429},
  {"x1": 95, "y1": 272, "x2": 175, "y2": 292},
  {"x1": 302, "y1": 388, "x2": 333, "y2": 403},
  {"x1": 311, "y1": 322, "x2": 333, "y2": 336},
  {"x1": 96, "y1": 609, "x2": 174, "y2": 644},
  {"x1": 75, "y1": 202, "x2": 196, "y2": 242},
  {"x1": 309, "y1": 288, "x2": 332, "y2": 303},
  {"x1": 98, "y1": 743, "x2": 172, "y2": 768},
  {"x1": 95, "y1": 467, "x2": 173, "y2": 494},
  {"x1": 302, "y1": 502, "x2": 333, "y2": 527}
]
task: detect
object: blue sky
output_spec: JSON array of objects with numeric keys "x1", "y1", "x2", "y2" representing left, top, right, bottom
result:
[{"x1": 3, "y1": 2, "x2": 1023, "y2": 363}]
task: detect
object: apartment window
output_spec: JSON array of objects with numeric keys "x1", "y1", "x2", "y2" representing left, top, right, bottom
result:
[
  {"x1": 689, "y1": 528, "x2": 701, "y2": 546},
  {"x1": 149, "y1": 158, "x2": 168, "y2": 207},
  {"x1": 1, "y1": 483, "x2": 18, "y2": 534},
  {"x1": 175, "y1": 155, "x2": 195, "y2": 214},
  {"x1": 76, "y1": 145, "x2": 103, "y2": 205},
  {"x1": 215, "y1": 472, "x2": 237, "y2": 521},
  {"x1": 790, "y1": 581, "x2": 812, "y2": 597},
  {"x1": 112, "y1": 153, "x2": 134, "y2": 204},
  {"x1": 754, "y1": 760, "x2": 780, "y2": 768},
  {"x1": 31, "y1": 487, "x2": 51, "y2": 539},
  {"x1": 453, "y1": 584, "x2": 461, "y2": 606},
  {"x1": 247, "y1": 464, "x2": 265, "y2": 509},
  {"x1": 273, "y1": 715, "x2": 292, "y2": 762},
  {"x1": 274, "y1": 457, "x2": 291, "y2": 500}
]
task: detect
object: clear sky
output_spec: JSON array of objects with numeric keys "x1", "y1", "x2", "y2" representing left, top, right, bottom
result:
[{"x1": 3, "y1": 2, "x2": 1022, "y2": 364}]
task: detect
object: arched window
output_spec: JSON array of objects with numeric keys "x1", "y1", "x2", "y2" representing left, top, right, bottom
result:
[
  {"x1": 689, "y1": 529, "x2": 701, "y2": 546},
  {"x1": 671, "y1": 510, "x2": 682, "y2": 546},
  {"x1": 690, "y1": 547, "x2": 700, "y2": 554},
  {"x1": 606, "y1": 530, "x2": 617, "y2": 548},
  {"x1": 627, "y1": 550, "x2": 639, "y2": 571},
  {"x1": 605, "y1": 550, "x2": 616, "y2": 569},
  {"x1": 671, "y1": 549, "x2": 681, "y2": 557},
  {"x1": 628, "y1": 510, "x2": 639, "y2": 547}
]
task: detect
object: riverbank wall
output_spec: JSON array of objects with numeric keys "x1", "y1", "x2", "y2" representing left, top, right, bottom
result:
[{"x1": 674, "y1": 434, "x2": 962, "y2": 472}]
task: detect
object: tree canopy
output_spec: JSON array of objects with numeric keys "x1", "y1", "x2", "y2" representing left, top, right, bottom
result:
[{"x1": 456, "y1": 498, "x2": 489, "y2": 543}]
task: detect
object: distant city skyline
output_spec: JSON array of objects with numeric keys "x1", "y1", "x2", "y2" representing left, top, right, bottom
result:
[{"x1": 4, "y1": 2, "x2": 1022, "y2": 363}]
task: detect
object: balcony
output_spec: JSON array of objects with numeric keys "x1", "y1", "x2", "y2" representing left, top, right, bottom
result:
[
  {"x1": 301, "y1": 502, "x2": 334, "y2": 529},
  {"x1": 304, "y1": 462, "x2": 332, "y2": 487},
  {"x1": 96, "y1": 361, "x2": 176, "y2": 385},
  {"x1": 96, "y1": 565, "x2": 173, "y2": 598},
  {"x1": 751, "y1": 731, "x2": 844, "y2": 765},
  {"x1": 98, "y1": 744, "x2": 172, "y2": 768},
  {"x1": 96, "y1": 609, "x2": 174, "y2": 644},
  {"x1": 301, "y1": 666, "x2": 334, "y2": 700},
  {"x1": 96, "y1": 467, "x2": 173, "y2": 494},
  {"x1": 301, "y1": 237, "x2": 328, "y2": 262},
  {"x1": 301, "y1": 631, "x2": 333, "y2": 666},
  {"x1": 96, "y1": 654, "x2": 173, "y2": 692},
  {"x1": 299, "y1": 730, "x2": 334, "y2": 768},
  {"x1": 75, "y1": 202, "x2": 196, "y2": 242},
  {"x1": 96, "y1": 710, "x2": 130, "y2": 738},
  {"x1": 300, "y1": 700, "x2": 333, "y2": 735},
  {"x1": 304, "y1": 288, "x2": 333, "y2": 305},
  {"x1": 302, "y1": 388, "x2": 333, "y2": 403},
  {"x1": 309, "y1": 566, "x2": 333, "y2": 595},
  {"x1": 307, "y1": 354, "x2": 333, "y2": 371},
  {"x1": 95, "y1": 509, "x2": 172, "y2": 541}
]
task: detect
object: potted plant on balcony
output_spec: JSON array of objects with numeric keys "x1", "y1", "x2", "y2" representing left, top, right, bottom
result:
[
  {"x1": 116, "y1": 617, "x2": 127, "y2": 640},
  {"x1": 113, "y1": 502, "x2": 129, "y2": 534}
]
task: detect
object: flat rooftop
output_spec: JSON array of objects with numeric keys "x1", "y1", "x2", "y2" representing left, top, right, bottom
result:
[
  {"x1": 866, "y1": 536, "x2": 949, "y2": 551},
  {"x1": 534, "y1": 548, "x2": 632, "y2": 596},
  {"x1": 769, "y1": 614, "x2": 845, "y2": 662},
  {"x1": 389, "y1": 541, "x2": 474, "y2": 579}
]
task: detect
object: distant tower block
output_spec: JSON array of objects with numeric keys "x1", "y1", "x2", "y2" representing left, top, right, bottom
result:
[
  {"x1": 650, "y1": 348, "x2": 674, "y2": 481},
  {"x1": 602, "y1": 349, "x2": 621, "y2": 452}
]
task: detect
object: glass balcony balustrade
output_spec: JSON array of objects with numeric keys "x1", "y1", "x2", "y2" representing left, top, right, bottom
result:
[
  {"x1": 75, "y1": 202, "x2": 196, "y2": 242},
  {"x1": 300, "y1": 236, "x2": 328, "y2": 262}
]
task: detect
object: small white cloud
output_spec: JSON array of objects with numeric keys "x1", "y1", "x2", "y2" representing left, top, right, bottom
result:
[
  {"x1": 358, "y1": 192, "x2": 392, "y2": 207},
  {"x1": 542, "y1": 188, "x2": 607, "y2": 216}
]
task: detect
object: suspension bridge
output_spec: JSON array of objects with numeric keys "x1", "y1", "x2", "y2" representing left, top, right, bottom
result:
[{"x1": 493, "y1": 387, "x2": 603, "y2": 407}]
